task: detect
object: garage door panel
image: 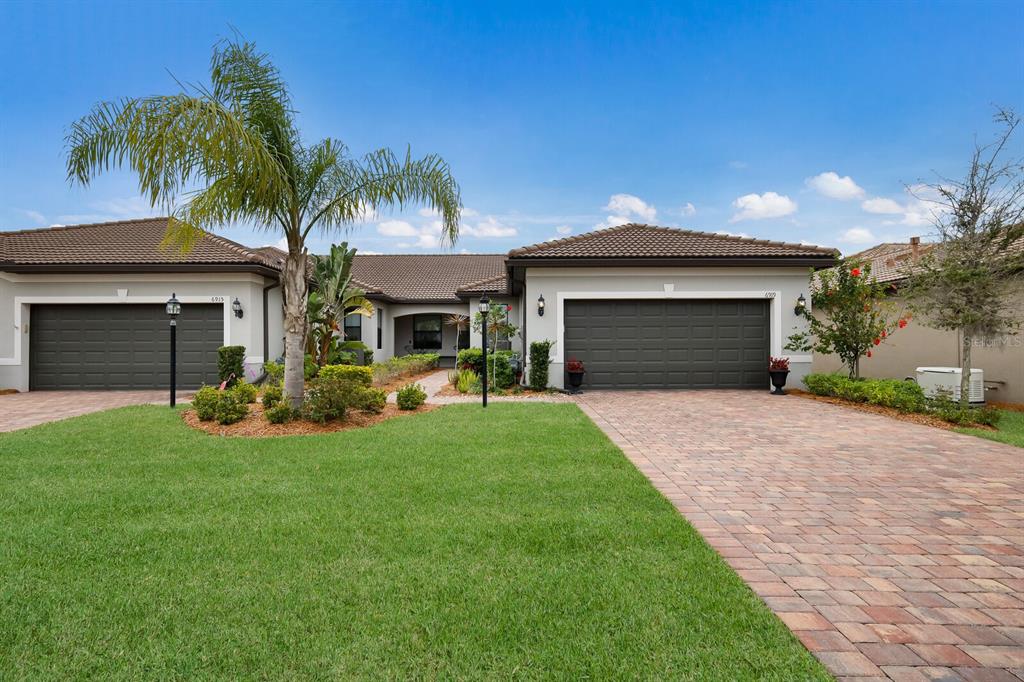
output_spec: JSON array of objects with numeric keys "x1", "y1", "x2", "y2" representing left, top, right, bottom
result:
[
  {"x1": 564, "y1": 299, "x2": 768, "y2": 389},
  {"x1": 30, "y1": 304, "x2": 223, "y2": 390}
]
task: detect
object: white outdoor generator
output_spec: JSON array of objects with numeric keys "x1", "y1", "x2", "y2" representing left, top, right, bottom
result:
[{"x1": 915, "y1": 367, "x2": 985, "y2": 405}]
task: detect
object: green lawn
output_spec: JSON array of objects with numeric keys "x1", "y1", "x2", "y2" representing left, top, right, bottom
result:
[
  {"x1": 958, "y1": 409, "x2": 1024, "y2": 447},
  {"x1": 0, "y1": 404, "x2": 826, "y2": 680}
]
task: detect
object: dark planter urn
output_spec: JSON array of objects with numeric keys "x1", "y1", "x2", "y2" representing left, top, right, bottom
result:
[
  {"x1": 769, "y1": 369, "x2": 790, "y2": 395},
  {"x1": 567, "y1": 371, "x2": 585, "y2": 394}
]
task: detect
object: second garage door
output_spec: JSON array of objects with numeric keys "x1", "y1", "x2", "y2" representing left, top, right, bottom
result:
[
  {"x1": 563, "y1": 299, "x2": 769, "y2": 389},
  {"x1": 30, "y1": 303, "x2": 224, "y2": 390}
]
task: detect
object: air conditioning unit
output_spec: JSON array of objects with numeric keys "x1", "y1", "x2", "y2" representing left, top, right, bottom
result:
[{"x1": 915, "y1": 367, "x2": 985, "y2": 404}]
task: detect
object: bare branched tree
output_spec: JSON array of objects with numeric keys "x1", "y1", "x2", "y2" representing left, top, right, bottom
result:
[{"x1": 904, "y1": 108, "x2": 1024, "y2": 405}]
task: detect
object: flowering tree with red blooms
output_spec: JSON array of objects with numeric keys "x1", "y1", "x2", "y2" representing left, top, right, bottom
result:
[{"x1": 786, "y1": 259, "x2": 909, "y2": 379}]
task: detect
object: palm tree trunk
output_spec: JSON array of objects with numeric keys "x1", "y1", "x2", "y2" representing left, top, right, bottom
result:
[
  {"x1": 283, "y1": 248, "x2": 308, "y2": 409},
  {"x1": 960, "y1": 331, "x2": 972, "y2": 407}
]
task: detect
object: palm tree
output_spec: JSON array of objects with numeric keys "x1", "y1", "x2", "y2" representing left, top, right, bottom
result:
[
  {"x1": 66, "y1": 39, "x2": 461, "y2": 406},
  {"x1": 309, "y1": 242, "x2": 373, "y2": 365}
]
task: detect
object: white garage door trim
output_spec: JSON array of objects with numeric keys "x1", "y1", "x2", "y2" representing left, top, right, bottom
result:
[
  {"x1": 0, "y1": 294, "x2": 232, "y2": 366},
  {"x1": 554, "y1": 290, "x2": 809, "y2": 364}
]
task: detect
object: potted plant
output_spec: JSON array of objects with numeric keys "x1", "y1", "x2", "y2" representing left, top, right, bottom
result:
[
  {"x1": 566, "y1": 357, "x2": 586, "y2": 394},
  {"x1": 768, "y1": 356, "x2": 790, "y2": 395}
]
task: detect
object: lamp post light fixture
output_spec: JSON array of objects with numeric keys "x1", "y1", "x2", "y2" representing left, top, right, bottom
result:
[
  {"x1": 794, "y1": 293, "x2": 807, "y2": 316},
  {"x1": 166, "y1": 293, "x2": 181, "y2": 407},
  {"x1": 537, "y1": 294, "x2": 545, "y2": 316},
  {"x1": 478, "y1": 296, "x2": 490, "y2": 408},
  {"x1": 232, "y1": 297, "x2": 244, "y2": 319}
]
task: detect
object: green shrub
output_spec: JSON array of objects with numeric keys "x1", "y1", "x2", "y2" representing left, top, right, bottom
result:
[
  {"x1": 929, "y1": 397, "x2": 1002, "y2": 427},
  {"x1": 304, "y1": 354, "x2": 319, "y2": 380},
  {"x1": 325, "y1": 348, "x2": 356, "y2": 366},
  {"x1": 264, "y1": 361, "x2": 284, "y2": 383},
  {"x1": 230, "y1": 380, "x2": 258, "y2": 404},
  {"x1": 353, "y1": 387, "x2": 388, "y2": 414},
  {"x1": 300, "y1": 374, "x2": 362, "y2": 424},
  {"x1": 529, "y1": 340, "x2": 553, "y2": 390},
  {"x1": 487, "y1": 352, "x2": 514, "y2": 389},
  {"x1": 340, "y1": 340, "x2": 373, "y2": 365},
  {"x1": 457, "y1": 348, "x2": 484, "y2": 374},
  {"x1": 192, "y1": 385, "x2": 221, "y2": 421},
  {"x1": 371, "y1": 353, "x2": 440, "y2": 385},
  {"x1": 319, "y1": 364, "x2": 373, "y2": 387},
  {"x1": 217, "y1": 345, "x2": 246, "y2": 386},
  {"x1": 396, "y1": 383, "x2": 427, "y2": 410},
  {"x1": 215, "y1": 392, "x2": 249, "y2": 425},
  {"x1": 860, "y1": 379, "x2": 925, "y2": 412},
  {"x1": 457, "y1": 369, "x2": 478, "y2": 394},
  {"x1": 264, "y1": 402, "x2": 293, "y2": 424},
  {"x1": 261, "y1": 382, "x2": 283, "y2": 410}
]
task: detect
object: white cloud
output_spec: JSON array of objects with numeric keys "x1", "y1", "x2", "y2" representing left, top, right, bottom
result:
[
  {"x1": 397, "y1": 233, "x2": 439, "y2": 249},
  {"x1": 715, "y1": 230, "x2": 752, "y2": 238},
  {"x1": 555, "y1": 225, "x2": 573, "y2": 235},
  {"x1": 20, "y1": 209, "x2": 46, "y2": 225},
  {"x1": 595, "y1": 214, "x2": 633, "y2": 229},
  {"x1": 268, "y1": 237, "x2": 288, "y2": 251},
  {"x1": 806, "y1": 172, "x2": 865, "y2": 201},
  {"x1": 358, "y1": 250, "x2": 383, "y2": 255},
  {"x1": 377, "y1": 220, "x2": 418, "y2": 237},
  {"x1": 861, "y1": 197, "x2": 904, "y2": 214},
  {"x1": 838, "y1": 227, "x2": 876, "y2": 244},
  {"x1": 729, "y1": 192, "x2": 798, "y2": 222},
  {"x1": 729, "y1": 160, "x2": 749, "y2": 170},
  {"x1": 605, "y1": 193, "x2": 656, "y2": 222},
  {"x1": 463, "y1": 216, "x2": 517, "y2": 238},
  {"x1": 56, "y1": 195, "x2": 162, "y2": 225},
  {"x1": 681, "y1": 202, "x2": 696, "y2": 216}
]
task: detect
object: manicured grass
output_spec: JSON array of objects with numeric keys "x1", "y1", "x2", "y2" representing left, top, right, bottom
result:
[
  {"x1": 0, "y1": 404, "x2": 827, "y2": 680},
  {"x1": 958, "y1": 409, "x2": 1024, "y2": 448}
]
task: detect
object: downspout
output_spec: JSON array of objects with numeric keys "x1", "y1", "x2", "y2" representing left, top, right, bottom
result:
[{"x1": 258, "y1": 278, "x2": 281, "y2": 383}]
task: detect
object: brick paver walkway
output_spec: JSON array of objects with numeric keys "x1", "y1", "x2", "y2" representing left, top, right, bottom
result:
[
  {"x1": 578, "y1": 390, "x2": 1024, "y2": 681},
  {"x1": 0, "y1": 390, "x2": 192, "y2": 432}
]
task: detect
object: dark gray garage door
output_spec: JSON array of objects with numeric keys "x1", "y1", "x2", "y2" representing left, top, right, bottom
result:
[
  {"x1": 563, "y1": 299, "x2": 769, "y2": 389},
  {"x1": 30, "y1": 304, "x2": 224, "y2": 390}
]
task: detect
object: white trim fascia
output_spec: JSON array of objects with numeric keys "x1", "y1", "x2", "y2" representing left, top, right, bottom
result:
[
  {"x1": 552, "y1": 290, "x2": 784, "y2": 363},
  {"x1": 0, "y1": 294, "x2": 232, "y2": 366}
]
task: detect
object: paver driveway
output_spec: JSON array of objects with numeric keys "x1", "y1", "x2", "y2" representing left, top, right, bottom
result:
[
  {"x1": 578, "y1": 390, "x2": 1024, "y2": 682},
  {"x1": 0, "y1": 390, "x2": 192, "y2": 432}
]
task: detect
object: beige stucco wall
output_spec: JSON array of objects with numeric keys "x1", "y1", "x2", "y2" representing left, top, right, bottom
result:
[
  {"x1": 813, "y1": 290, "x2": 1024, "y2": 404},
  {"x1": 0, "y1": 271, "x2": 280, "y2": 391},
  {"x1": 522, "y1": 266, "x2": 814, "y2": 389}
]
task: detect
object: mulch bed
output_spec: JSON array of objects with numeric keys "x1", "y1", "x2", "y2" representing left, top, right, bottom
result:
[
  {"x1": 183, "y1": 401, "x2": 440, "y2": 438},
  {"x1": 788, "y1": 389, "x2": 996, "y2": 432}
]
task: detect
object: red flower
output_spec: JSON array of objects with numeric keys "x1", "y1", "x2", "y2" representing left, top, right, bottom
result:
[
  {"x1": 873, "y1": 338, "x2": 881, "y2": 346},
  {"x1": 867, "y1": 350, "x2": 872, "y2": 358},
  {"x1": 898, "y1": 319, "x2": 907, "y2": 328},
  {"x1": 851, "y1": 268, "x2": 862, "y2": 277},
  {"x1": 881, "y1": 330, "x2": 887, "y2": 338}
]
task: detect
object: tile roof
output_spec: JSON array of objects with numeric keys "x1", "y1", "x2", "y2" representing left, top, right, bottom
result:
[
  {"x1": 0, "y1": 218, "x2": 280, "y2": 271},
  {"x1": 508, "y1": 223, "x2": 837, "y2": 260},
  {"x1": 350, "y1": 254, "x2": 507, "y2": 302},
  {"x1": 840, "y1": 232, "x2": 1023, "y2": 284}
]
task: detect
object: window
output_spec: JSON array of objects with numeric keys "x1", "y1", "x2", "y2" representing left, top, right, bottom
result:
[
  {"x1": 377, "y1": 310, "x2": 383, "y2": 350},
  {"x1": 343, "y1": 313, "x2": 362, "y2": 341},
  {"x1": 413, "y1": 314, "x2": 442, "y2": 349}
]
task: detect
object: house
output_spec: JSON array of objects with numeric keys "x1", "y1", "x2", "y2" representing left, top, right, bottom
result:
[
  {"x1": 0, "y1": 218, "x2": 837, "y2": 392},
  {"x1": 813, "y1": 237, "x2": 1024, "y2": 403}
]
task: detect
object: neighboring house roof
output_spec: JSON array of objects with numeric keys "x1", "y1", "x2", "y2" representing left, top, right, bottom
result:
[
  {"x1": 350, "y1": 254, "x2": 507, "y2": 303},
  {"x1": 844, "y1": 232, "x2": 1024, "y2": 284},
  {"x1": 0, "y1": 218, "x2": 281, "y2": 275},
  {"x1": 507, "y1": 223, "x2": 837, "y2": 263}
]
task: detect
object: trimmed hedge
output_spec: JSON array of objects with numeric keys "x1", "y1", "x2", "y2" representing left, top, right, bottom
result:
[
  {"x1": 529, "y1": 340, "x2": 553, "y2": 390},
  {"x1": 396, "y1": 383, "x2": 427, "y2": 410},
  {"x1": 371, "y1": 353, "x2": 439, "y2": 386},
  {"x1": 218, "y1": 346, "x2": 246, "y2": 386},
  {"x1": 457, "y1": 348, "x2": 516, "y2": 388},
  {"x1": 319, "y1": 364, "x2": 373, "y2": 387},
  {"x1": 803, "y1": 372, "x2": 1000, "y2": 426}
]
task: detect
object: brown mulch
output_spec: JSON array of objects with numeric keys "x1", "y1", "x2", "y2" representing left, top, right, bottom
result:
[
  {"x1": 990, "y1": 400, "x2": 1024, "y2": 413},
  {"x1": 0, "y1": 389, "x2": 19, "y2": 396},
  {"x1": 374, "y1": 368, "x2": 443, "y2": 394},
  {"x1": 182, "y1": 401, "x2": 440, "y2": 438},
  {"x1": 435, "y1": 383, "x2": 464, "y2": 397},
  {"x1": 788, "y1": 389, "x2": 997, "y2": 432}
]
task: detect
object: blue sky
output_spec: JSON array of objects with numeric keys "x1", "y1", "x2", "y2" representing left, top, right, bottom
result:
[{"x1": 1, "y1": 1, "x2": 1021, "y2": 255}]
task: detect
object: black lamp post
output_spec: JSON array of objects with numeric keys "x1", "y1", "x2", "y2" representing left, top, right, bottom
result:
[
  {"x1": 479, "y1": 296, "x2": 490, "y2": 407},
  {"x1": 166, "y1": 293, "x2": 181, "y2": 407}
]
